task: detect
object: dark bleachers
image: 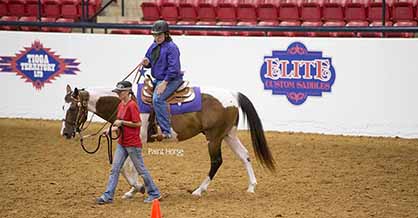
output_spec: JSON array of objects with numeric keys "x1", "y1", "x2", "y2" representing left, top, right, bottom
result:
[
  {"x1": 217, "y1": 0, "x2": 238, "y2": 21},
  {"x1": 19, "y1": 15, "x2": 38, "y2": 30},
  {"x1": 8, "y1": 0, "x2": 26, "y2": 17},
  {"x1": 0, "y1": 15, "x2": 18, "y2": 30},
  {"x1": 300, "y1": 20, "x2": 323, "y2": 36},
  {"x1": 141, "y1": 0, "x2": 161, "y2": 21},
  {"x1": 0, "y1": 15, "x2": 74, "y2": 32},
  {"x1": 344, "y1": 0, "x2": 368, "y2": 21},
  {"x1": 196, "y1": 0, "x2": 217, "y2": 21},
  {"x1": 0, "y1": 0, "x2": 102, "y2": 19},
  {"x1": 278, "y1": 0, "x2": 301, "y2": 21},
  {"x1": 300, "y1": 0, "x2": 323, "y2": 22},
  {"x1": 61, "y1": 0, "x2": 79, "y2": 19},
  {"x1": 0, "y1": 0, "x2": 7, "y2": 16},
  {"x1": 257, "y1": 0, "x2": 279, "y2": 22},
  {"x1": 43, "y1": 0, "x2": 61, "y2": 18},
  {"x1": 137, "y1": 0, "x2": 417, "y2": 37},
  {"x1": 392, "y1": 0, "x2": 416, "y2": 22},
  {"x1": 236, "y1": 20, "x2": 265, "y2": 36},
  {"x1": 237, "y1": 0, "x2": 258, "y2": 22},
  {"x1": 160, "y1": 0, "x2": 179, "y2": 21},
  {"x1": 179, "y1": 0, "x2": 198, "y2": 21},
  {"x1": 322, "y1": 0, "x2": 345, "y2": 21},
  {"x1": 1, "y1": 0, "x2": 416, "y2": 37},
  {"x1": 26, "y1": 0, "x2": 40, "y2": 16},
  {"x1": 367, "y1": 0, "x2": 393, "y2": 21}
]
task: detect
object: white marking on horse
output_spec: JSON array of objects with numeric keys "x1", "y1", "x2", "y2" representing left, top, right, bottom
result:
[
  {"x1": 200, "y1": 87, "x2": 239, "y2": 108},
  {"x1": 60, "y1": 120, "x2": 65, "y2": 136},
  {"x1": 85, "y1": 88, "x2": 117, "y2": 113},
  {"x1": 192, "y1": 176, "x2": 211, "y2": 196},
  {"x1": 60, "y1": 102, "x2": 71, "y2": 136},
  {"x1": 224, "y1": 127, "x2": 257, "y2": 193},
  {"x1": 170, "y1": 128, "x2": 179, "y2": 140},
  {"x1": 140, "y1": 113, "x2": 150, "y2": 142}
]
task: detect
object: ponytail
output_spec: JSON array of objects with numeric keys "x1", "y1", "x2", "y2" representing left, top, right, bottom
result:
[
  {"x1": 129, "y1": 90, "x2": 138, "y2": 103},
  {"x1": 165, "y1": 32, "x2": 173, "y2": 42}
]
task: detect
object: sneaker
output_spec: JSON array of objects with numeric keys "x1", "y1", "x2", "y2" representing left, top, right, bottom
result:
[
  {"x1": 95, "y1": 197, "x2": 113, "y2": 205},
  {"x1": 144, "y1": 195, "x2": 162, "y2": 203}
]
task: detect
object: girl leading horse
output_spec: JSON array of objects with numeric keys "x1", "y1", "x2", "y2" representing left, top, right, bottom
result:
[{"x1": 61, "y1": 83, "x2": 275, "y2": 198}]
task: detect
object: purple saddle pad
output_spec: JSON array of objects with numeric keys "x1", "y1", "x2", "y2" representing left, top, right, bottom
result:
[{"x1": 137, "y1": 83, "x2": 202, "y2": 115}]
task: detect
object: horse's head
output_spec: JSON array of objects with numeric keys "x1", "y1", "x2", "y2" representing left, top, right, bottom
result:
[{"x1": 61, "y1": 84, "x2": 89, "y2": 139}]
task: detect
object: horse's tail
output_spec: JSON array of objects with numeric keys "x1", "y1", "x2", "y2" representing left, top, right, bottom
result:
[{"x1": 237, "y1": 92, "x2": 276, "y2": 172}]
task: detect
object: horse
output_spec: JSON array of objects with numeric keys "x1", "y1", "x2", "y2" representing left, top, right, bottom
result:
[{"x1": 61, "y1": 82, "x2": 275, "y2": 198}]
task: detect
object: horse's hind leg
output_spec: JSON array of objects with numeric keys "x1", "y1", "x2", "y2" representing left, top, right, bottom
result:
[
  {"x1": 192, "y1": 138, "x2": 223, "y2": 196},
  {"x1": 224, "y1": 127, "x2": 257, "y2": 193},
  {"x1": 120, "y1": 157, "x2": 145, "y2": 199}
]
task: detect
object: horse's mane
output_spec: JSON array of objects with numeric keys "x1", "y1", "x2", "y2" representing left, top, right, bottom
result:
[{"x1": 83, "y1": 87, "x2": 118, "y2": 97}]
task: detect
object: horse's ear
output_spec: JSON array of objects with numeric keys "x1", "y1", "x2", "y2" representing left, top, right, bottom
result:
[
  {"x1": 66, "y1": 84, "x2": 71, "y2": 94},
  {"x1": 73, "y1": 88, "x2": 79, "y2": 97}
]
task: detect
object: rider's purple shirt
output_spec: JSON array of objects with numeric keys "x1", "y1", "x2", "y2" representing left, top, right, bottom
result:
[{"x1": 144, "y1": 40, "x2": 183, "y2": 81}]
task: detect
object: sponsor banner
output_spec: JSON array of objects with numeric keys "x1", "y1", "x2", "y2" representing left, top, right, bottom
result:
[
  {"x1": 0, "y1": 40, "x2": 79, "y2": 90},
  {"x1": 260, "y1": 42, "x2": 336, "y2": 105}
]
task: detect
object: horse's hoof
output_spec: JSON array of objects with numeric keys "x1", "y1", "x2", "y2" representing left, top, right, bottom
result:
[
  {"x1": 247, "y1": 184, "x2": 256, "y2": 193},
  {"x1": 121, "y1": 193, "x2": 134, "y2": 200},
  {"x1": 191, "y1": 189, "x2": 203, "y2": 197}
]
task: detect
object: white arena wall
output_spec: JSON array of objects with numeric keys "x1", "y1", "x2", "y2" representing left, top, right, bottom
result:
[{"x1": 0, "y1": 31, "x2": 417, "y2": 138}]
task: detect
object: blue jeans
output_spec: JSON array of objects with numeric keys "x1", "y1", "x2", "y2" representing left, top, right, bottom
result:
[
  {"x1": 101, "y1": 144, "x2": 160, "y2": 201},
  {"x1": 152, "y1": 79, "x2": 183, "y2": 135}
]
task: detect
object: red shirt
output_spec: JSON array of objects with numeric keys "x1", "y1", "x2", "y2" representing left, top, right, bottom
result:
[{"x1": 117, "y1": 99, "x2": 142, "y2": 147}]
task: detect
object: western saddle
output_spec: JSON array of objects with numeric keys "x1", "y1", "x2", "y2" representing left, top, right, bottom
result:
[{"x1": 140, "y1": 78, "x2": 196, "y2": 105}]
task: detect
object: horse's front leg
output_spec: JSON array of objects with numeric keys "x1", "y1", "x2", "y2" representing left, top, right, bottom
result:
[
  {"x1": 121, "y1": 157, "x2": 145, "y2": 199},
  {"x1": 192, "y1": 137, "x2": 223, "y2": 196}
]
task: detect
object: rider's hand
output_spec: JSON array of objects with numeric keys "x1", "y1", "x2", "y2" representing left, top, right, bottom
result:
[
  {"x1": 141, "y1": 58, "x2": 150, "y2": 66},
  {"x1": 113, "y1": 120, "x2": 123, "y2": 127},
  {"x1": 156, "y1": 81, "x2": 168, "y2": 95},
  {"x1": 102, "y1": 129, "x2": 110, "y2": 135}
]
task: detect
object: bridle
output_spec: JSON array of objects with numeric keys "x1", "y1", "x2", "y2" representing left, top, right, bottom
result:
[
  {"x1": 72, "y1": 94, "x2": 90, "y2": 133},
  {"x1": 70, "y1": 90, "x2": 119, "y2": 164}
]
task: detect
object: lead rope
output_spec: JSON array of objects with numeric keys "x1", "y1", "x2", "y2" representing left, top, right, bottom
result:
[
  {"x1": 78, "y1": 106, "x2": 119, "y2": 164},
  {"x1": 79, "y1": 121, "x2": 122, "y2": 164}
]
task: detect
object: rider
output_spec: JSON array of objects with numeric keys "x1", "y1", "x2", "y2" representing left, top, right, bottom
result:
[{"x1": 141, "y1": 20, "x2": 183, "y2": 140}]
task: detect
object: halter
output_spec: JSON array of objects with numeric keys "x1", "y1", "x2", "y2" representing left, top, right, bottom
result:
[{"x1": 71, "y1": 95, "x2": 90, "y2": 133}]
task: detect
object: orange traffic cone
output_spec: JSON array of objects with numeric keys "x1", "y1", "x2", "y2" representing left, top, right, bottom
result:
[{"x1": 150, "y1": 199, "x2": 162, "y2": 218}]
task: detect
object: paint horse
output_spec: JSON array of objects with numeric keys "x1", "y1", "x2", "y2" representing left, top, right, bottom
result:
[{"x1": 61, "y1": 81, "x2": 275, "y2": 198}]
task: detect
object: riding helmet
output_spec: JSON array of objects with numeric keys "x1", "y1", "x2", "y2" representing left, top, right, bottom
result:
[{"x1": 151, "y1": 20, "x2": 169, "y2": 35}]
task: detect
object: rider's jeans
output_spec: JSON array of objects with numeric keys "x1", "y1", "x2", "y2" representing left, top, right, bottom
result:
[{"x1": 152, "y1": 79, "x2": 183, "y2": 135}]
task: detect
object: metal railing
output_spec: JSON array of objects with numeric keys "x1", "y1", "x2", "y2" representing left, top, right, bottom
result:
[{"x1": 0, "y1": 21, "x2": 418, "y2": 34}]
